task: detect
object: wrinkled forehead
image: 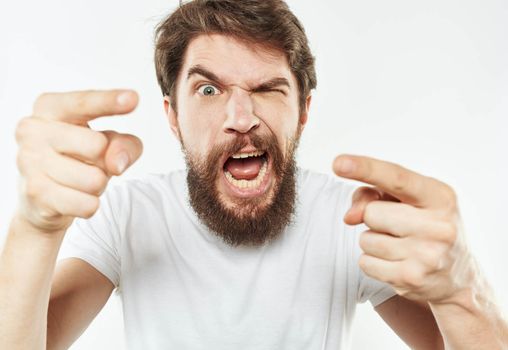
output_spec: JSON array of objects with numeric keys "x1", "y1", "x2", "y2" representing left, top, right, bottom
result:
[{"x1": 179, "y1": 34, "x2": 295, "y2": 88}]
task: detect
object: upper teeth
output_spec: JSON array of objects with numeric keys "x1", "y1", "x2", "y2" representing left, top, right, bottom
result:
[{"x1": 231, "y1": 151, "x2": 264, "y2": 159}]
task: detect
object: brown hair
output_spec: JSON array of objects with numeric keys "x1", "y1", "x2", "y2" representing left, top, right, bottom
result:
[{"x1": 154, "y1": 0, "x2": 317, "y2": 112}]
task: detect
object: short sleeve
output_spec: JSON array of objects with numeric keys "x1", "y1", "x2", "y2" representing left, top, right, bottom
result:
[
  {"x1": 354, "y1": 225, "x2": 397, "y2": 307},
  {"x1": 58, "y1": 185, "x2": 125, "y2": 288}
]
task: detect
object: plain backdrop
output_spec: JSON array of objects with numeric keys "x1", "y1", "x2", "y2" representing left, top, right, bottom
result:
[{"x1": 1, "y1": 0, "x2": 507, "y2": 349}]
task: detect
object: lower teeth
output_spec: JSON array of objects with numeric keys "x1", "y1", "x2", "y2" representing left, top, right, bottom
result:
[{"x1": 225, "y1": 160, "x2": 267, "y2": 189}]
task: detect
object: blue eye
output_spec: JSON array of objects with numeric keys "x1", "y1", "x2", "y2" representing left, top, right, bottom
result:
[{"x1": 198, "y1": 84, "x2": 220, "y2": 96}]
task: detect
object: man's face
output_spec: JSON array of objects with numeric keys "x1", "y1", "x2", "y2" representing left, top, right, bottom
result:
[{"x1": 164, "y1": 34, "x2": 310, "y2": 246}]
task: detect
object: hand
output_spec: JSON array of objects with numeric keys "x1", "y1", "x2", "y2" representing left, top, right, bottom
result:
[
  {"x1": 15, "y1": 90, "x2": 143, "y2": 234},
  {"x1": 333, "y1": 154, "x2": 474, "y2": 303}
]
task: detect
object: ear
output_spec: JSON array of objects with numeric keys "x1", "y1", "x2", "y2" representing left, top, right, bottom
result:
[
  {"x1": 299, "y1": 94, "x2": 312, "y2": 130},
  {"x1": 164, "y1": 96, "x2": 181, "y2": 141}
]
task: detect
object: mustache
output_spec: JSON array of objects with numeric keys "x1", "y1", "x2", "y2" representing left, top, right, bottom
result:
[
  {"x1": 184, "y1": 131, "x2": 285, "y2": 183},
  {"x1": 216, "y1": 133, "x2": 273, "y2": 160},
  {"x1": 184, "y1": 131, "x2": 299, "y2": 247},
  {"x1": 212, "y1": 132, "x2": 282, "y2": 167}
]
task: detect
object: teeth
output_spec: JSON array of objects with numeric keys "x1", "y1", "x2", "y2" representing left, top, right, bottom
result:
[
  {"x1": 231, "y1": 150, "x2": 265, "y2": 159},
  {"x1": 225, "y1": 160, "x2": 268, "y2": 189}
]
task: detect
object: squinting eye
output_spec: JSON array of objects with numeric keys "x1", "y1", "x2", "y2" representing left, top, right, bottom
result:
[{"x1": 197, "y1": 84, "x2": 220, "y2": 96}]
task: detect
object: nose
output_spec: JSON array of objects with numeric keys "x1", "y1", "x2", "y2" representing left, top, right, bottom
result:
[{"x1": 223, "y1": 88, "x2": 260, "y2": 134}]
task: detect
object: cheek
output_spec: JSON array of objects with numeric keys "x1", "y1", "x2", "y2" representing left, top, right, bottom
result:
[
  {"x1": 178, "y1": 110, "x2": 224, "y2": 157},
  {"x1": 253, "y1": 94, "x2": 299, "y2": 125},
  {"x1": 254, "y1": 101, "x2": 300, "y2": 147}
]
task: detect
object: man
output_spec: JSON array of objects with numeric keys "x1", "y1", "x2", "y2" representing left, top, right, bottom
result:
[{"x1": 0, "y1": 0, "x2": 506, "y2": 349}]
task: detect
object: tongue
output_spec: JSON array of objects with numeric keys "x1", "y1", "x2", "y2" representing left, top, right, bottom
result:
[{"x1": 225, "y1": 157, "x2": 263, "y2": 180}]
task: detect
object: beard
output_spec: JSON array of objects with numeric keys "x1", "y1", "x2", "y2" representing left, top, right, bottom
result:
[{"x1": 183, "y1": 131, "x2": 300, "y2": 247}]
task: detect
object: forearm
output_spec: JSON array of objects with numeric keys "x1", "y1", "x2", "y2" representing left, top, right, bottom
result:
[
  {"x1": 429, "y1": 275, "x2": 508, "y2": 349},
  {"x1": 0, "y1": 214, "x2": 66, "y2": 350}
]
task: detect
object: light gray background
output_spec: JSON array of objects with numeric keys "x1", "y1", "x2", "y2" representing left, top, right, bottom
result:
[{"x1": 1, "y1": 0, "x2": 507, "y2": 349}]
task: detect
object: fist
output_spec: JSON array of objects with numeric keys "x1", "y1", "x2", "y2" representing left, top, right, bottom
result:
[{"x1": 15, "y1": 90, "x2": 143, "y2": 233}]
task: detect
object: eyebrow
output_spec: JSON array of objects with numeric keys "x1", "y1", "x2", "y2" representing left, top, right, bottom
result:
[
  {"x1": 252, "y1": 77, "x2": 290, "y2": 93},
  {"x1": 187, "y1": 65, "x2": 222, "y2": 85},
  {"x1": 186, "y1": 64, "x2": 290, "y2": 93}
]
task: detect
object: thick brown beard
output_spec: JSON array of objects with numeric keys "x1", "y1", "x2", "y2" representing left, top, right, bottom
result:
[{"x1": 184, "y1": 132, "x2": 299, "y2": 247}]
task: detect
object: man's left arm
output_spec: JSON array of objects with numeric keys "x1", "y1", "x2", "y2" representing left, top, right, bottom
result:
[
  {"x1": 375, "y1": 295, "x2": 444, "y2": 349},
  {"x1": 333, "y1": 155, "x2": 508, "y2": 349}
]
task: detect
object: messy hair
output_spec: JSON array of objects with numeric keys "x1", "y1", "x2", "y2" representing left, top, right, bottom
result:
[{"x1": 154, "y1": 0, "x2": 317, "y2": 112}]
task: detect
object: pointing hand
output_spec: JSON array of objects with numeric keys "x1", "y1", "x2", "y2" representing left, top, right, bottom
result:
[
  {"x1": 333, "y1": 154, "x2": 473, "y2": 303},
  {"x1": 15, "y1": 90, "x2": 143, "y2": 233}
]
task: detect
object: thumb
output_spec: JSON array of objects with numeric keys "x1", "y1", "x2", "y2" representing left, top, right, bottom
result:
[
  {"x1": 102, "y1": 130, "x2": 143, "y2": 176},
  {"x1": 344, "y1": 186, "x2": 400, "y2": 225},
  {"x1": 344, "y1": 186, "x2": 382, "y2": 226}
]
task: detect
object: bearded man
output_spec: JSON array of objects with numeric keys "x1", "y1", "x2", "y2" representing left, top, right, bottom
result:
[{"x1": 1, "y1": 0, "x2": 507, "y2": 349}]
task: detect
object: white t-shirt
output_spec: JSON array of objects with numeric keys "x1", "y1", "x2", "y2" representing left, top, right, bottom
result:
[{"x1": 59, "y1": 169, "x2": 396, "y2": 350}]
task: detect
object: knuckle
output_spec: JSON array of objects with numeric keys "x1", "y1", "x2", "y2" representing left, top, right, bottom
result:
[
  {"x1": 15, "y1": 117, "x2": 36, "y2": 143},
  {"x1": 401, "y1": 265, "x2": 425, "y2": 289},
  {"x1": 87, "y1": 133, "x2": 109, "y2": 159},
  {"x1": 421, "y1": 246, "x2": 444, "y2": 271},
  {"x1": 73, "y1": 92, "x2": 88, "y2": 111},
  {"x1": 358, "y1": 254, "x2": 369, "y2": 272},
  {"x1": 80, "y1": 197, "x2": 100, "y2": 218},
  {"x1": 363, "y1": 201, "x2": 376, "y2": 223},
  {"x1": 87, "y1": 168, "x2": 109, "y2": 195},
  {"x1": 439, "y1": 220, "x2": 458, "y2": 245},
  {"x1": 16, "y1": 149, "x2": 32, "y2": 173},
  {"x1": 441, "y1": 184, "x2": 457, "y2": 209},
  {"x1": 35, "y1": 206, "x2": 58, "y2": 222},
  {"x1": 33, "y1": 92, "x2": 51, "y2": 112},
  {"x1": 393, "y1": 169, "x2": 411, "y2": 192},
  {"x1": 23, "y1": 177, "x2": 43, "y2": 201},
  {"x1": 359, "y1": 232, "x2": 370, "y2": 251}
]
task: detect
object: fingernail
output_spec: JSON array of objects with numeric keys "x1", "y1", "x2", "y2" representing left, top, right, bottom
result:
[
  {"x1": 344, "y1": 208, "x2": 356, "y2": 224},
  {"x1": 117, "y1": 92, "x2": 132, "y2": 106},
  {"x1": 338, "y1": 158, "x2": 355, "y2": 173},
  {"x1": 116, "y1": 152, "x2": 130, "y2": 173}
]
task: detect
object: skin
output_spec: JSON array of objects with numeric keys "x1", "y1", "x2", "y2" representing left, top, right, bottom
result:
[
  {"x1": 0, "y1": 34, "x2": 506, "y2": 349},
  {"x1": 164, "y1": 35, "x2": 309, "y2": 212},
  {"x1": 0, "y1": 90, "x2": 142, "y2": 349},
  {"x1": 334, "y1": 156, "x2": 508, "y2": 349}
]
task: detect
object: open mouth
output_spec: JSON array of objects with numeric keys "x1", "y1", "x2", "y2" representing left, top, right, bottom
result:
[{"x1": 222, "y1": 149, "x2": 271, "y2": 196}]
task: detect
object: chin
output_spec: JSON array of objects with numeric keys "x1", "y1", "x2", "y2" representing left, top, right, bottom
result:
[
  {"x1": 184, "y1": 132, "x2": 299, "y2": 246},
  {"x1": 216, "y1": 177, "x2": 278, "y2": 219}
]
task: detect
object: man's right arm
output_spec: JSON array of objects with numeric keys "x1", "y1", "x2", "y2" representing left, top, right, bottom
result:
[
  {"x1": 47, "y1": 258, "x2": 116, "y2": 350},
  {"x1": 0, "y1": 90, "x2": 143, "y2": 349},
  {"x1": 1, "y1": 218, "x2": 116, "y2": 350}
]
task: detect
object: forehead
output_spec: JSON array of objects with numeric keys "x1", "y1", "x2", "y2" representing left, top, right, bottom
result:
[{"x1": 180, "y1": 34, "x2": 294, "y2": 86}]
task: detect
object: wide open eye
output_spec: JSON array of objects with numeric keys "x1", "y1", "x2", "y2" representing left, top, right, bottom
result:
[{"x1": 197, "y1": 84, "x2": 221, "y2": 96}]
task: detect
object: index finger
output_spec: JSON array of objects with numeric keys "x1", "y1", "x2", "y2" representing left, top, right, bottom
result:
[
  {"x1": 333, "y1": 154, "x2": 444, "y2": 207},
  {"x1": 32, "y1": 89, "x2": 138, "y2": 124}
]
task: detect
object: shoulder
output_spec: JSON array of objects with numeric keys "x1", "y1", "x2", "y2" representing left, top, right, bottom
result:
[
  {"x1": 294, "y1": 168, "x2": 361, "y2": 231},
  {"x1": 108, "y1": 169, "x2": 186, "y2": 196},
  {"x1": 100, "y1": 169, "x2": 188, "y2": 213},
  {"x1": 297, "y1": 168, "x2": 359, "y2": 206}
]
